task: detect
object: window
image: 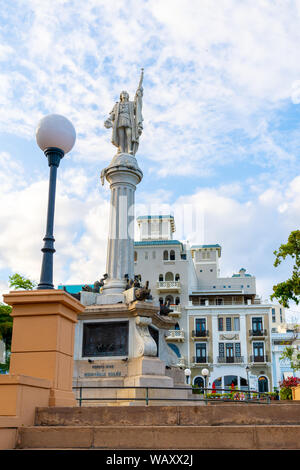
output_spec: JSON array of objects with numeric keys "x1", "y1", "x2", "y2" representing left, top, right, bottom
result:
[
  {"x1": 152, "y1": 251, "x2": 156, "y2": 259},
  {"x1": 196, "y1": 343, "x2": 207, "y2": 362},
  {"x1": 280, "y1": 308, "x2": 283, "y2": 323},
  {"x1": 218, "y1": 342, "x2": 225, "y2": 357},
  {"x1": 170, "y1": 250, "x2": 175, "y2": 260},
  {"x1": 226, "y1": 343, "x2": 234, "y2": 362},
  {"x1": 213, "y1": 377, "x2": 222, "y2": 390},
  {"x1": 166, "y1": 295, "x2": 174, "y2": 304},
  {"x1": 218, "y1": 318, "x2": 224, "y2": 331},
  {"x1": 134, "y1": 251, "x2": 137, "y2": 262},
  {"x1": 252, "y1": 317, "x2": 262, "y2": 332},
  {"x1": 175, "y1": 273, "x2": 180, "y2": 281},
  {"x1": 163, "y1": 250, "x2": 168, "y2": 260},
  {"x1": 165, "y1": 272, "x2": 174, "y2": 281},
  {"x1": 233, "y1": 317, "x2": 240, "y2": 331},
  {"x1": 175, "y1": 297, "x2": 180, "y2": 305},
  {"x1": 216, "y1": 298, "x2": 224, "y2": 305},
  {"x1": 272, "y1": 308, "x2": 276, "y2": 323},
  {"x1": 253, "y1": 342, "x2": 264, "y2": 360},
  {"x1": 226, "y1": 317, "x2": 232, "y2": 331},
  {"x1": 159, "y1": 274, "x2": 163, "y2": 282},
  {"x1": 195, "y1": 318, "x2": 206, "y2": 334},
  {"x1": 235, "y1": 343, "x2": 241, "y2": 357},
  {"x1": 224, "y1": 375, "x2": 238, "y2": 388}
]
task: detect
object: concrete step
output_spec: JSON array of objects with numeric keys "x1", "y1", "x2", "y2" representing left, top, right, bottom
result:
[
  {"x1": 16, "y1": 424, "x2": 300, "y2": 449},
  {"x1": 35, "y1": 404, "x2": 300, "y2": 427}
]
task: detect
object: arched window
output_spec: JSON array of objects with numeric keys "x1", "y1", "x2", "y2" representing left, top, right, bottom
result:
[
  {"x1": 213, "y1": 377, "x2": 222, "y2": 390},
  {"x1": 258, "y1": 376, "x2": 269, "y2": 393},
  {"x1": 163, "y1": 250, "x2": 169, "y2": 260},
  {"x1": 175, "y1": 273, "x2": 180, "y2": 281},
  {"x1": 159, "y1": 274, "x2": 163, "y2": 282},
  {"x1": 170, "y1": 250, "x2": 175, "y2": 260},
  {"x1": 165, "y1": 272, "x2": 174, "y2": 281},
  {"x1": 175, "y1": 297, "x2": 180, "y2": 305},
  {"x1": 134, "y1": 251, "x2": 138, "y2": 262},
  {"x1": 166, "y1": 295, "x2": 174, "y2": 304}
]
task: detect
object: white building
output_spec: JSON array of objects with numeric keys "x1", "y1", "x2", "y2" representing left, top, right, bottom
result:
[{"x1": 134, "y1": 214, "x2": 285, "y2": 393}]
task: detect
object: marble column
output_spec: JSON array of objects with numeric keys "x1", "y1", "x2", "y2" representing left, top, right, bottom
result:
[{"x1": 101, "y1": 153, "x2": 143, "y2": 299}]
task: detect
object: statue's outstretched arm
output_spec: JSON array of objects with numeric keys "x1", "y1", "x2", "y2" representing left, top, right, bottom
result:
[{"x1": 104, "y1": 105, "x2": 116, "y2": 129}]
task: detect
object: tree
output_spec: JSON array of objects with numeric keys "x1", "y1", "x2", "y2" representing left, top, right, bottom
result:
[
  {"x1": 280, "y1": 343, "x2": 300, "y2": 373},
  {"x1": 271, "y1": 230, "x2": 300, "y2": 308},
  {"x1": 0, "y1": 273, "x2": 37, "y2": 371},
  {"x1": 8, "y1": 273, "x2": 37, "y2": 290}
]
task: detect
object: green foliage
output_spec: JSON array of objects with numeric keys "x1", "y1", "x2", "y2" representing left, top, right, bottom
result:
[
  {"x1": 271, "y1": 230, "x2": 300, "y2": 308},
  {"x1": 9, "y1": 273, "x2": 37, "y2": 290},
  {"x1": 0, "y1": 273, "x2": 36, "y2": 367},
  {"x1": 0, "y1": 303, "x2": 13, "y2": 351},
  {"x1": 280, "y1": 346, "x2": 300, "y2": 372}
]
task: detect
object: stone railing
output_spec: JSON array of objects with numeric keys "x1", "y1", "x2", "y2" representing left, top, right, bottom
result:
[
  {"x1": 165, "y1": 329, "x2": 185, "y2": 342},
  {"x1": 156, "y1": 281, "x2": 181, "y2": 292},
  {"x1": 168, "y1": 304, "x2": 181, "y2": 317}
]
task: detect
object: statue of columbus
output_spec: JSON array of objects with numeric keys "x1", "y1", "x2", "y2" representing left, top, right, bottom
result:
[{"x1": 104, "y1": 69, "x2": 144, "y2": 156}]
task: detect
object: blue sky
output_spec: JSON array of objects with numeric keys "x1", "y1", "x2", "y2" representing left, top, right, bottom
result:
[{"x1": 0, "y1": 1, "x2": 300, "y2": 321}]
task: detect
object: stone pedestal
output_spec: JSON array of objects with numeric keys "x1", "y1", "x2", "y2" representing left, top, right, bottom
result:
[
  {"x1": 73, "y1": 300, "x2": 189, "y2": 405},
  {"x1": 3, "y1": 289, "x2": 85, "y2": 406}
]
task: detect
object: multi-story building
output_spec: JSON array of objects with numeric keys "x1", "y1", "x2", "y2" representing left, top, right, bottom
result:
[
  {"x1": 133, "y1": 214, "x2": 282, "y2": 393},
  {"x1": 60, "y1": 213, "x2": 290, "y2": 394}
]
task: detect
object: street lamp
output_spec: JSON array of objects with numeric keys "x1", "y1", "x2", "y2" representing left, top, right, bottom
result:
[
  {"x1": 202, "y1": 368, "x2": 209, "y2": 402},
  {"x1": 36, "y1": 114, "x2": 76, "y2": 290},
  {"x1": 184, "y1": 368, "x2": 191, "y2": 385}
]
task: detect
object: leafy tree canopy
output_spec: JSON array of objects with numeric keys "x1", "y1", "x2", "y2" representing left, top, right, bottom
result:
[
  {"x1": 8, "y1": 273, "x2": 37, "y2": 291},
  {"x1": 271, "y1": 230, "x2": 300, "y2": 308}
]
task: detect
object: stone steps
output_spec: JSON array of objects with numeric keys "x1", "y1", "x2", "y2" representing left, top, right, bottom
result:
[{"x1": 16, "y1": 404, "x2": 300, "y2": 450}]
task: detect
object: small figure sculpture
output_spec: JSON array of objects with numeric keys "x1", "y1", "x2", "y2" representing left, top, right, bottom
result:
[
  {"x1": 82, "y1": 274, "x2": 108, "y2": 293},
  {"x1": 135, "y1": 281, "x2": 152, "y2": 301},
  {"x1": 104, "y1": 69, "x2": 144, "y2": 155},
  {"x1": 159, "y1": 299, "x2": 173, "y2": 316}
]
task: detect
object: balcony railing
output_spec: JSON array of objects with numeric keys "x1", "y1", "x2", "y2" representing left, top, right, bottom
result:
[
  {"x1": 165, "y1": 329, "x2": 185, "y2": 342},
  {"x1": 249, "y1": 329, "x2": 267, "y2": 337},
  {"x1": 192, "y1": 330, "x2": 209, "y2": 338},
  {"x1": 192, "y1": 356, "x2": 210, "y2": 364},
  {"x1": 217, "y1": 356, "x2": 244, "y2": 364},
  {"x1": 167, "y1": 304, "x2": 181, "y2": 318},
  {"x1": 156, "y1": 281, "x2": 181, "y2": 292},
  {"x1": 250, "y1": 355, "x2": 268, "y2": 363}
]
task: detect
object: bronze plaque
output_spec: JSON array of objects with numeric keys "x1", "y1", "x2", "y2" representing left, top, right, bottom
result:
[{"x1": 82, "y1": 321, "x2": 129, "y2": 357}]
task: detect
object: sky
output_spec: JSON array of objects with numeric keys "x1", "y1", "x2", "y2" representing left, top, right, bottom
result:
[{"x1": 0, "y1": 0, "x2": 299, "y2": 321}]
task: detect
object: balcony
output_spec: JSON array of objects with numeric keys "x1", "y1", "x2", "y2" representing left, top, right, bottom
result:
[
  {"x1": 167, "y1": 304, "x2": 181, "y2": 318},
  {"x1": 250, "y1": 355, "x2": 269, "y2": 363},
  {"x1": 156, "y1": 281, "x2": 181, "y2": 293},
  {"x1": 249, "y1": 329, "x2": 267, "y2": 338},
  {"x1": 165, "y1": 329, "x2": 185, "y2": 342},
  {"x1": 192, "y1": 356, "x2": 210, "y2": 364},
  {"x1": 191, "y1": 330, "x2": 209, "y2": 339},
  {"x1": 217, "y1": 356, "x2": 244, "y2": 364}
]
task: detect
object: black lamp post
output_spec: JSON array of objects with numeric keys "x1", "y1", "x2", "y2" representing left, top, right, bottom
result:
[{"x1": 36, "y1": 114, "x2": 76, "y2": 290}]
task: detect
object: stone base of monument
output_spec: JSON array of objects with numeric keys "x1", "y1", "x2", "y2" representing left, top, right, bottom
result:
[{"x1": 73, "y1": 299, "x2": 189, "y2": 406}]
